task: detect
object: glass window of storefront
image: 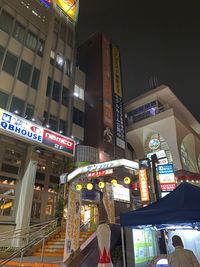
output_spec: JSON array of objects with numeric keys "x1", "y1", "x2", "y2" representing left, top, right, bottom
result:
[{"x1": 0, "y1": 177, "x2": 16, "y2": 217}]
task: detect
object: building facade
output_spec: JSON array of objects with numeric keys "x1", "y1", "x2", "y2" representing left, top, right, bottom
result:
[
  {"x1": 77, "y1": 32, "x2": 126, "y2": 162},
  {"x1": 0, "y1": 0, "x2": 86, "y2": 232},
  {"x1": 125, "y1": 85, "x2": 200, "y2": 185}
]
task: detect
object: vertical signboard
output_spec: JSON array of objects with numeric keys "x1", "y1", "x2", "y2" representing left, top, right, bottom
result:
[
  {"x1": 157, "y1": 164, "x2": 176, "y2": 191},
  {"x1": 112, "y1": 45, "x2": 126, "y2": 150},
  {"x1": 102, "y1": 36, "x2": 114, "y2": 145},
  {"x1": 64, "y1": 186, "x2": 81, "y2": 261},
  {"x1": 139, "y1": 169, "x2": 150, "y2": 202},
  {"x1": 103, "y1": 183, "x2": 115, "y2": 224}
]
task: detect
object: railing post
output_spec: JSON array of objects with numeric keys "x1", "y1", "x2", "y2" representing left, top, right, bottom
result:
[
  {"x1": 19, "y1": 250, "x2": 24, "y2": 267},
  {"x1": 41, "y1": 237, "x2": 45, "y2": 262}
]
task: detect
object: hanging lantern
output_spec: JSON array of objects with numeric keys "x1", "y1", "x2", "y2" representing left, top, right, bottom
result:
[
  {"x1": 76, "y1": 184, "x2": 83, "y2": 191},
  {"x1": 124, "y1": 177, "x2": 131, "y2": 185},
  {"x1": 98, "y1": 181, "x2": 105, "y2": 189},
  {"x1": 111, "y1": 179, "x2": 117, "y2": 186},
  {"x1": 86, "y1": 183, "x2": 93, "y2": 190}
]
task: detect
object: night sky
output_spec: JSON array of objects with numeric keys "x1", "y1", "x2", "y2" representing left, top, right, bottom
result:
[{"x1": 77, "y1": 0, "x2": 200, "y2": 122}]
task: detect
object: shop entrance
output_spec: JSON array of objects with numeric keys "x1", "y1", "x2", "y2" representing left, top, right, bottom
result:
[{"x1": 81, "y1": 204, "x2": 99, "y2": 232}]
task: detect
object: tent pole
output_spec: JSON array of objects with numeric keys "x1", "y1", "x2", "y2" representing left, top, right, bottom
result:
[{"x1": 121, "y1": 226, "x2": 126, "y2": 267}]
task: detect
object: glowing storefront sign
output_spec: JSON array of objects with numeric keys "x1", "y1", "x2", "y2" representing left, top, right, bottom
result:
[
  {"x1": 55, "y1": 0, "x2": 78, "y2": 21},
  {"x1": 87, "y1": 169, "x2": 113, "y2": 178},
  {"x1": 67, "y1": 159, "x2": 139, "y2": 182},
  {"x1": 158, "y1": 164, "x2": 176, "y2": 192},
  {"x1": 112, "y1": 184, "x2": 130, "y2": 202},
  {"x1": 43, "y1": 129, "x2": 75, "y2": 156},
  {"x1": 139, "y1": 169, "x2": 150, "y2": 202},
  {"x1": 0, "y1": 108, "x2": 43, "y2": 143},
  {"x1": 0, "y1": 108, "x2": 75, "y2": 157}
]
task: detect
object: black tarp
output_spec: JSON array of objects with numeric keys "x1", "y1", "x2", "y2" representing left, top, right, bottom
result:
[{"x1": 120, "y1": 182, "x2": 200, "y2": 227}]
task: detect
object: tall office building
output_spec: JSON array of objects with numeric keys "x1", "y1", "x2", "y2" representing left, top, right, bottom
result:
[
  {"x1": 0, "y1": 0, "x2": 85, "y2": 232},
  {"x1": 78, "y1": 32, "x2": 126, "y2": 162}
]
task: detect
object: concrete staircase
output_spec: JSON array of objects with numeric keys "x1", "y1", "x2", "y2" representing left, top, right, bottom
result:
[{"x1": 2, "y1": 231, "x2": 94, "y2": 267}]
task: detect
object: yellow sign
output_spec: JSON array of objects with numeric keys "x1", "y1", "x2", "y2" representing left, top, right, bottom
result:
[
  {"x1": 55, "y1": 0, "x2": 78, "y2": 21},
  {"x1": 112, "y1": 46, "x2": 122, "y2": 97},
  {"x1": 139, "y1": 169, "x2": 150, "y2": 202}
]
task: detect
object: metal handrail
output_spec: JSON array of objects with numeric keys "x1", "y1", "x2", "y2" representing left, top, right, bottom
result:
[{"x1": 0, "y1": 218, "x2": 61, "y2": 266}]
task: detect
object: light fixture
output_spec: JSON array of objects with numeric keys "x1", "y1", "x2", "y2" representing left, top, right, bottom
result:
[
  {"x1": 46, "y1": 124, "x2": 50, "y2": 128},
  {"x1": 59, "y1": 130, "x2": 63, "y2": 134},
  {"x1": 98, "y1": 181, "x2": 105, "y2": 189},
  {"x1": 14, "y1": 110, "x2": 19, "y2": 114},
  {"x1": 124, "y1": 177, "x2": 131, "y2": 185},
  {"x1": 76, "y1": 184, "x2": 83, "y2": 191},
  {"x1": 31, "y1": 118, "x2": 36, "y2": 122},
  {"x1": 74, "y1": 92, "x2": 79, "y2": 97},
  {"x1": 111, "y1": 179, "x2": 117, "y2": 186},
  {"x1": 86, "y1": 183, "x2": 93, "y2": 190}
]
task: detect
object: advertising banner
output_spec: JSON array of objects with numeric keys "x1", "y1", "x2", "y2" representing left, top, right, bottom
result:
[
  {"x1": 103, "y1": 183, "x2": 115, "y2": 224},
  {"x1": 64, "y1": 186, "x2": 81, "y2": 261},
  {"x1": 102, "y1": 36, "x2": 114, "y2": 145},
  {"x1": 112, "y1": 45, "x2": 125, "y2": 150},
  {"x1": 138, "y1": 169, "x2": 150, "y2": 202},
  {"x1": 39, "y1": 0, "x2": 52, "y2": 8},
  {"x1": 0, "y1": 108, "x2": 43, "y2": 143},
  {"x1": 157, "y1": 164, "x2": 175, "y2": 185},
  {"x1": 112, "y1": 184, "x2": 130, "y2": 203},
  {"x1": 43, "y1": 129, "x2": 75, "y2": 156},
  {"x1": 55, "y1": 0, "x2": 78, "y2": 22},
  {"x1": 0, "y1": 108, "x2": 75, "y2": 157}
]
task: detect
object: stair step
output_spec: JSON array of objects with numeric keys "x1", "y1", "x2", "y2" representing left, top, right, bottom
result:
[
  {"x1": 4, "y1": 262, "x2": 60, "y2": 267},
  {"x1": 37, "y1": 248, "x2": 64, "y2": 253},
  {"x1": 33, "y1": 252, "x2": 63, "y2": 257},
  {"x1": 47, "y1": 241, "x2": 65, "y2": 245},
  {"x1": 44, "y1": 244, "x2": 64, "y2": 249}
]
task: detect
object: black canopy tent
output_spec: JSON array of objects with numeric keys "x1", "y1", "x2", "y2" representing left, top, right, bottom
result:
[{"x1": 120, "y1": 182, "x2": 200, "y2": 227}]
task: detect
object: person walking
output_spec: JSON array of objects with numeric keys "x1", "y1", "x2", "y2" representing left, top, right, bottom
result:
[{"x1": 168, "y1": 235, "x2": 199, "y2": 267}]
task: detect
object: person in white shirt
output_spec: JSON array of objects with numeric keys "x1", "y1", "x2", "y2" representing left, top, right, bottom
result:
[{"x1": 168, "y1": 235, "x2": 199, "y2": 267}]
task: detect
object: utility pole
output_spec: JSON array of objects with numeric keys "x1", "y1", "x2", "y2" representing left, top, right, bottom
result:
[{"x1": 151, "y1": 154, "x2": 160, "y2": 201}]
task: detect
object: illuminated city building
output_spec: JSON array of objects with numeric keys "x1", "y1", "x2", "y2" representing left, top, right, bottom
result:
[
  {"x1": 125, "y1": 85, "x2": 200, "y2": 192},
  {"x1": 0, "y1": 0, "x2": 85, "y2": 232}
]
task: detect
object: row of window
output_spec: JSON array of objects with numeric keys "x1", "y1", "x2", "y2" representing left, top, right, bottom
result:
[
  {"x1": 0, "y1": 9, "x2": 44, "y2": 56},
  {"x1": 0, "y1": 46, "x2": 40, "y2": 90},
  {"x1": 50, "y1": 50, "x2": 71, "y2": 76}
]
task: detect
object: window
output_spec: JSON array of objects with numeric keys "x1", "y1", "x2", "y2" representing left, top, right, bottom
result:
[
  {"x1": 13, "y1": 21, "x2": 25, "y2": 43},
  {"x1": 49, "y1": 114, "x2": 57, "y2": 131},
  {"x1": 60, "y1": 23, "x2": 67, "y2": 42},
  {"x1": 59, "y1": 119, "x2": 67, "y2": 135},
  {"x1": 2, "y1": 52, "x2": 18, "y2": 76},
  {"x1": 73, "y1": 107, "x2": 84, "y2": 127},
  {"x1": 67, "y1": 28, "x2": 73, "y2": 47},
  {"x1": 0, "y1": 91, "x2": 9, "y2": 109},
  {"x1": 31, "y1": 68, "x2": 40, "y2": 89},
  {"x1": 43, "y1": 111, "x2": 48, "y2": 126},
  {"x1": 65, "y1": 58, "x2": 71, "y2": 76},
  {"x1": 26, "y1": 31, "x2": 37, "y2": 51},
  {"x1": 37, "y1": 39, "x2": 45, "y2": 56},
  {"x1": 56, "y1": 53, "x2": 64, "y2": 71},
  {"x1": 25, "y1": 104, "x2": 34, "y2": 120},
  {"x1": 74, "y1": 84, "x2": 84, "y2": 100},
  {"x1": 52, "y1": 80, "x2": 60, "y2": 102},
  {"x1": 18, "y1": 60, "x2": 32, "y2": 84},
  {"x1": 0, "y1": 45, "x2": 5, "y2": 64},
  {"x1": 46, "y1": 77, "x2": 52, "y2": 97},
  {"x1": 10, "y1": 96, "x2": 25, "y2": 116},
  {"x1": 62, "y1": 86, "x2": 69, "y2": 107},
  {"x1": 0, "y1": 177, "x2": 16, "y2": 217},
  {"x1": 0, "y1": 10, "x2": 14, "y2": 34}
]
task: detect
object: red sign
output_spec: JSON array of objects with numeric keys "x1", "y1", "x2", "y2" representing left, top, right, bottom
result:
[
  {"x1": 138, "y1": 169, "x2": 150, "y2": 202},
  {"x1": 160, "y1": 183, "x2": 176, "y2": 191},
  {"x1": 87, "y1": 169, "x2": 113, "y2": 178},
  {"x1": 43, "y1": 129, "x2": 75, "y2": 156}
]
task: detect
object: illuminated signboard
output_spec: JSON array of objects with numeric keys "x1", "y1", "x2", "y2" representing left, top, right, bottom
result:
[
  {"x1": 148, "y1": 138, "x2": 160, "y2": 150},
  {"x1": 138, "y1": 169, "x2": 150, "y2": 202},
  {"x1": 0, "y1": 108, "x2": 43, "y2": 143},
  {"x1": 158, "y1": 164, "x2": 176, "y2": 192},
  {"x1": 113, "y1": 184, "x2": 130, "y2": 202},
  {"x1": 39, "y1": 0, "x2": 52, "y2": 8},
  {"x1": 87, "y1": 169, "x2": 113, "y2": 178},
  {"x1": 0, "y1": 108, "x2": 75, "y2": 157},
  {"x1": 43, "y1": 129, "x2": 75, "y2": 156},
  {"x1": 55, "y1": 0, "x2": 78, "y2": 21}
]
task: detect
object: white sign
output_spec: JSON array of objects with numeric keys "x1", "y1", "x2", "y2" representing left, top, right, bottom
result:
[
  {"x1": 147, "y1": 150, "x2": 166, "y2": 159},
  {"x1": 0, "y1": 108, "x2": 43, "y2": 143},
  {"x1": 158, "y1": 164, "x2": 175, "y2": 184},
  {"x1": 112, "y1": 184, "x2": 130, "y2": 202},
  {"x1": 67, "y1": 159, "x2": 139, "y2": 182}
]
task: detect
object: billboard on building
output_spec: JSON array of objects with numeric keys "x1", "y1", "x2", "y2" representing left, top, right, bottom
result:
[
  {"x1": 102, "y1": 36, "x2": 114, "y2": 146},
  {"x1": 55, "y1": 0, "x2": 78, "y2": 21},
  {"x1": 138, "y1": 169, "x2": 150, "y2": 202},
  {"x1": 39, "y1": 0, "x2": 52, "y2": 8},
  {"x1": 0, "y1": 108, "x2": 75, "y2": 157},
  {"x1": 111, "y1": 45, "x2": 126, "y2": 150}
]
